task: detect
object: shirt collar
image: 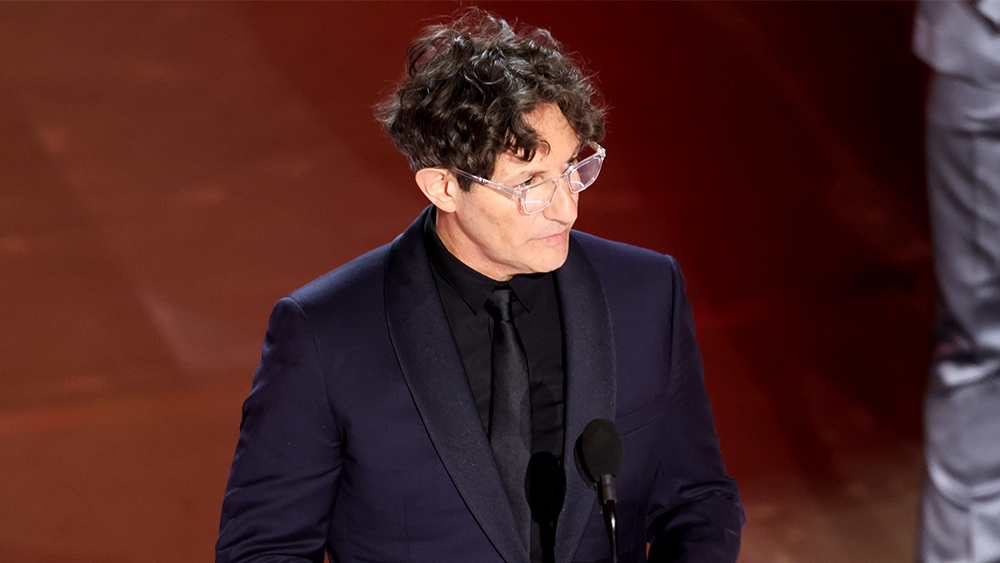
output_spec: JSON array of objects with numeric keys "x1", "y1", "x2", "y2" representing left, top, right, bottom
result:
[{"x1": 423, "y1": 208, "x2": 551, "y2": 314}]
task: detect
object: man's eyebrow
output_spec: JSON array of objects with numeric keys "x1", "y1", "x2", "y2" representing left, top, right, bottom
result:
[
  {"x1": 567, "y1": 141, "x2": 584, "y2": 163},
  {"x1": 520, "y1": 141, "x2": 584, "y2": 169},
  {"x1": 504, "y1": 141, "x2": 583, "y2": 181}
]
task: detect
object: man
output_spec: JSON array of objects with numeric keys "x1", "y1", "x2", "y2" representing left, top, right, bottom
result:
[
  {"x1": 217, "y1": 11, "x2": 743, "y2": 563},
  {"x1": 913, "y1": 1, "x2": 1000, "y2": 562}
]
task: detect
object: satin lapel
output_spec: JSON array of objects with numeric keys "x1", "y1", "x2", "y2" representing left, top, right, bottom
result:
[
  {"x1": 553, "y1": 234, "x2": 617, "y2": 563},
  {"x1": 384, "y1": 208, "x2": 529, "y2": 563}
]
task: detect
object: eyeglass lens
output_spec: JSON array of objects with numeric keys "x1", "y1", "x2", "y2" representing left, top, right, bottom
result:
[{"x1": 521, "y1": 154, "x2": 603, "y2": 213}]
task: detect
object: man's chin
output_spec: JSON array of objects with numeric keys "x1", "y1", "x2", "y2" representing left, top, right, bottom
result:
[{"x1": 528, "y1": 247, "x2": 570, "y2": 274}]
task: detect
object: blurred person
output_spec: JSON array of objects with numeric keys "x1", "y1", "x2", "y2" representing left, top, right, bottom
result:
[
  {"x1": 913, "y1": 1, "x2": 1000, "y2": 561},
  {"x1": 216, "y1": 10, "x2": 742, "y2": 563}
]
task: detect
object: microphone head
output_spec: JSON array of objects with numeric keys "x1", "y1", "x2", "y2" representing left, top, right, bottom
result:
[
  {"x1": 573, "y1": 418, "x2": 623, "y2": 489},
  {"x1": 526, "y1": 451, "x2": 566, "y2": 524}
]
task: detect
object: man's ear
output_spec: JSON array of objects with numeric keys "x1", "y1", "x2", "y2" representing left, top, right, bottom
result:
[{"x1": 415, "y1": 167, "x2": 460, "y2": 213}]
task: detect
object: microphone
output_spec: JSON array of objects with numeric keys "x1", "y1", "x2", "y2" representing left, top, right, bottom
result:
[
  {"x1": 526, "y1": 452, "x2": 565, "y2": 563},
  {"x1": 574, "y1": 418, "x2": 623, "y2": 563}
]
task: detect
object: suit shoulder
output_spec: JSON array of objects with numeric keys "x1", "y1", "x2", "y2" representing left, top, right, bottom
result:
[
  {"x1": 571, "y1": 231, "x2": 680, "y2": 278},
  {"x1": 569, "y1": 231, "x2": 689, "y2": 319},
  {"x1": 286, "y1": 243, "x2": 390, "y2": 312}
]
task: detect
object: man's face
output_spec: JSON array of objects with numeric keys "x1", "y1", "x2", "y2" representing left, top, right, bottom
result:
[{"x1": 437, "y1": 103, "x2": 581, "y2": 281}]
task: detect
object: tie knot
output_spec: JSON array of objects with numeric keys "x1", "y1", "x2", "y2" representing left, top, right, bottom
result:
[{"x1": 485, "y1": 285, "x2": 515, "y2": 322}]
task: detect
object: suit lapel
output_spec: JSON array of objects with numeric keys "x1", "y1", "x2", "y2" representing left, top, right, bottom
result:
[
  {"x1": 384, "y1": 208, "x2": 530, "y2": 563},
  {"x1": 553, "y1": 234, "x2": 617, "y2": 563}
]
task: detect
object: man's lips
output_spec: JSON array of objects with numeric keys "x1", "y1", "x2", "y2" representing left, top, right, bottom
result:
[{"x1": 536, "y1": 229, "x2": 569, "y2": 244}]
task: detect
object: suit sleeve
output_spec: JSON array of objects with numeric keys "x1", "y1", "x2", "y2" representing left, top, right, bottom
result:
[
  {"x1": 216, "y1": 297, "x2": 342, "y2": 563},
  {"x1": 646, "y1": 256, "x2": 745, "y2": 563}
]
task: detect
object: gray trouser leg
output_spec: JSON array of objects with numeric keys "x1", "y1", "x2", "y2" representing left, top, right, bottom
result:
[{"x1": 920, "y1": 97, "x2": 1000, "y2": 563}]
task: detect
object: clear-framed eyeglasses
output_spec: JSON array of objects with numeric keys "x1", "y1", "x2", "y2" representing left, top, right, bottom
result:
[{"x1": 451, "y1": 142, "x2": 606, "y2": 215}]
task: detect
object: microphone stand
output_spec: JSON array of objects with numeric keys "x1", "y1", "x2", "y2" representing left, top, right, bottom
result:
[
  {"x1": 599, "y1": 474, "x2": 618, "y2": 563},
  {"x1": 540, "y1": 520, "x2": 556, "y2": 563}
]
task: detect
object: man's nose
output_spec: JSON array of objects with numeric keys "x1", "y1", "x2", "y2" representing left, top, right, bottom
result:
[{"x1": 542, "y1": 176, "x2": 578, "y2": 224}]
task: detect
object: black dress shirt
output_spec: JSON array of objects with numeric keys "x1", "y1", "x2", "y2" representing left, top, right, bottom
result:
[{"x1": 423, "y1": 211, "x2": 567, "y2": 460}]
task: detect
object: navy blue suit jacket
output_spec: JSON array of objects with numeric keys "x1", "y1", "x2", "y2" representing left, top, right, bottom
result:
[{"x1": 217, "y1": 208, "x2": 743, "y2": 563}]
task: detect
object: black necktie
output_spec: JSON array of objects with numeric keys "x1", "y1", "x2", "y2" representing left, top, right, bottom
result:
[{"x1": 485, "y1": 285, "x2": 532, "y2": 548}]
